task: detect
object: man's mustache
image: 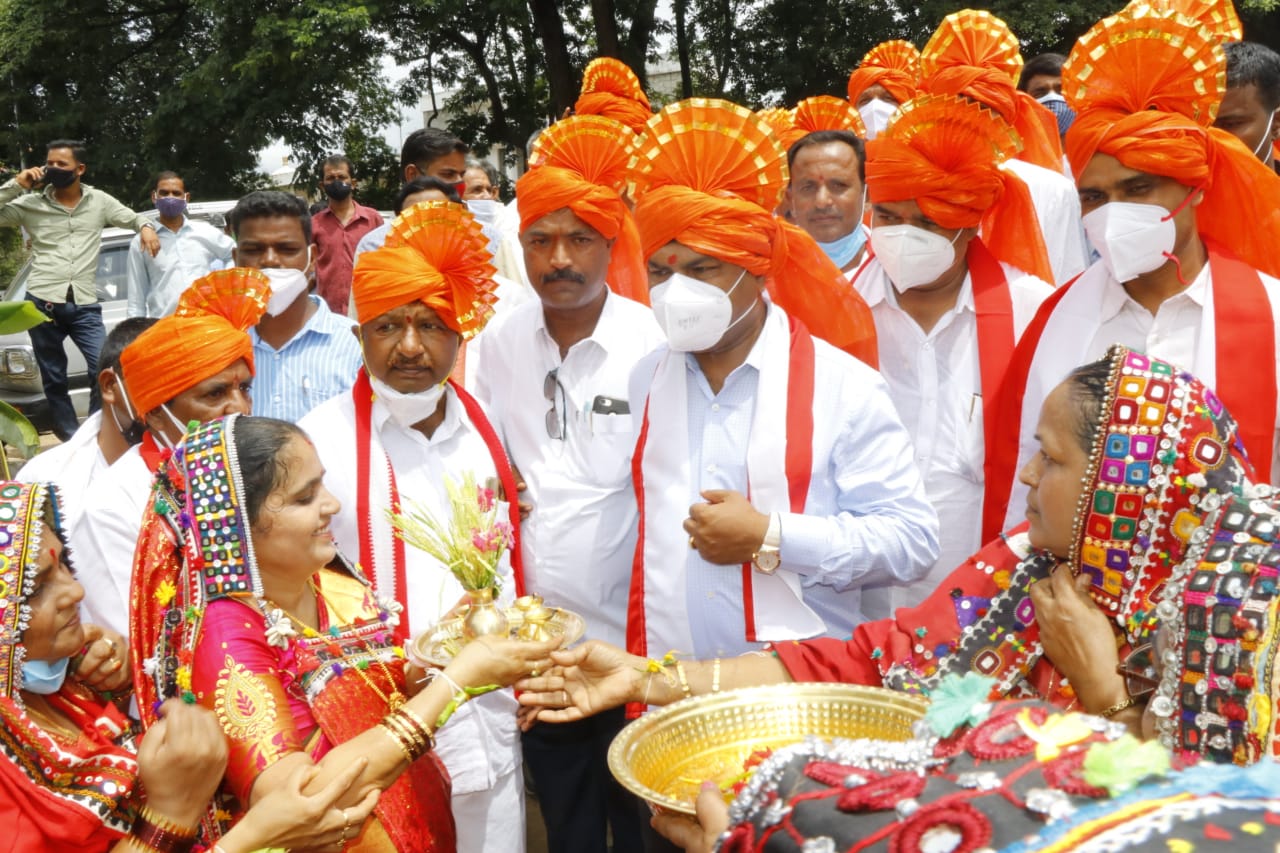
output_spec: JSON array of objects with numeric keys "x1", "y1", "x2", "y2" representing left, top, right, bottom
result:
[{"x1": 542, "y1": 269, "x2": 586, "y2": 285}]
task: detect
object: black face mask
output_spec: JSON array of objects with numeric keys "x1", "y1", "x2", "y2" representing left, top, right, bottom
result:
[
  {"x1": 324, "y1": 180, "x2": 353, "y2": 201},
  {"x1": 43, "y1": 166, "x2": 78, "y2": 189}
]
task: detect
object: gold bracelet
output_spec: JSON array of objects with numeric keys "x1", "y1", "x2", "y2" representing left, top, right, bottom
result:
[
  {"x1": 383, "y1": 711, "x2": 429, "y2": 760},
  {"x1": 712, "y1": 658, "x2": 721, "y2": 693},
  {"x1": 674, "y1": 659, "x2": 692, "y2": 699},
  {"x1": 1098, "y1": 696, "x2": 1136, "y2": 718},
  {"x1": 393, "y1": 706, "x2": 436, "y2": 753},
  {"x1": 378, "y1": 720, "x2": 417, "y2": 763}
]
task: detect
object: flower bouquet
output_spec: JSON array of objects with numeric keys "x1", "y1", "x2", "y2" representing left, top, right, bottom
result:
[{"x1": 388, "y1": 471, "x2": 514, "y2": 639}]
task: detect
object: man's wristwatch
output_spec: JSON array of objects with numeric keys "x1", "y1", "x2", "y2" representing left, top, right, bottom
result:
[{"x1": 752, "y1": 512, "x2": 782, "y2": 574}]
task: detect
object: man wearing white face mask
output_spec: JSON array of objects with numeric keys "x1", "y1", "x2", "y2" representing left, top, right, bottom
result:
[
  {"x1": 73, "y1": 270, "x2": 265, "y2": 639},
  {"x1": 229, "y1": 191, "x2": 362, "y2": 423},
  {"x1": 1217, "y1": 42, "x2": 1280, "y2": 174},
  {"x1": 626, "y1": 99, "x2": 935, "y2": 662},
  {"x1": 985, "y1": 6, "x2": 1280, "y2": 543},
  {"x1": 301, "y1": 202, "x2": 530, "y2": 853},
  {"x1": 847, "y1": 40, "x2": 921, "y2": 141},
  {"x1": 851, "y1": 94, "x2": 1054, "y2": 616},
  {"x1": 17, "y1": 316, "x2": 156, "y2": 535}
]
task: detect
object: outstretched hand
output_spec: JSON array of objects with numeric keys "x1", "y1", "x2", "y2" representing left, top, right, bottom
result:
[{"x1": 515, "y1": 639, "x2": 644, "y2": 727}]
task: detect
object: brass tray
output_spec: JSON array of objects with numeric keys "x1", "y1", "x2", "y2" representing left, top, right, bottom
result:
[
  {"x1": 410, "y1": 605, "x2": 586, "y2": 667},
  {"x1": 608, "y1": 682, "x2": 928, "y2": 815}
]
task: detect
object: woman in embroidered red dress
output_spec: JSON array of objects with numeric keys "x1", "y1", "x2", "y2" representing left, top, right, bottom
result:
[
  {"x1": 1, "y1": 481, "x2": 381, "y2": 853},
  {"x1": 518, "y1": 345, "x2": 1258, "y2": 734},
  {"x1": 130, "y1": 415, "x2": 558, "y2": 851}
]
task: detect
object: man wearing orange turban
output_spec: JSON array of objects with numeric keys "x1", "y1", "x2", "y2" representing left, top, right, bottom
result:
[
  {"x1": 299, "y1": 201, "x2": 528, "y2": 853},
  {"x1": 920, "y1": 9, "x2": 1089, "y2": 285},
  {"x1": 469, "y1": 114, "x2": 660, "y2": 853},
  {"x1": 986, "y1": 5, "x2": 1280, "y2": 544},
  {"x1": 847, "y1": 40, "x2": 921, "y2": 139},
  {"x1": 853, "y1": 94, "x2": 1054, "y2": 619},
  {"x1": 625, "y1": 98, "x2": 938, "y2": 674},
  {"x1": 73, "y1": 268, "x2": 266, "y2": 639}
]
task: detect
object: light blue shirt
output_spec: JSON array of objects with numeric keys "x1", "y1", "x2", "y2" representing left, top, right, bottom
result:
[
  {"x1": 631, "y1": 304, "x2": 940, "y2": 659},
  {"x1": 249, "y1": 295, "x2": 363, "y2": 422},
  {"x1": 125, "y1": 216, "x2": 235, "y2": 317},
  {"x1": 354, "y1": 222, "x2": 390, "y2": 261}
]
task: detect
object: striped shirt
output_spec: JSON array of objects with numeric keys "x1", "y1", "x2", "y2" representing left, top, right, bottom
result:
[{"x1": 249, "y1": 295, "x2": 363, "y2": 422}]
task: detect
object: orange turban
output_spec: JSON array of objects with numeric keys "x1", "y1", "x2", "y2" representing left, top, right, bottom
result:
[
  {"x1": 847, "y1": 40, "x2": 921, "y2": 106},
  {"x1": 630, "y1": 98, "x2": 878, "y2": 366},
  {"x1": 1125, "y1": 0, "x2": 1242, "y2": 40},
  {"x1": 574, "y1": 58, "x2": 652, "y2": 133},
  {"x1": 516, "y1": 115, "x2": 647, "y2": 304},
  {"x1": 1064, "y1": 5, "x2": 1280, "y2": 278},
  {"x1": 121, "y1": 268, "x2": 267, "y2": 415},
  {"x1": 773, "y1": 96, "x2": 866, "y2": 149},
  {"x1": 920, "y1": 10, "x2": 1064, "y2": 173},
  {"x1": 353, "y1": 201, "x2": 498, "y2": 335},
  {"x1": 866, "y1": 94, "x2": 1053, "y2": 283}
]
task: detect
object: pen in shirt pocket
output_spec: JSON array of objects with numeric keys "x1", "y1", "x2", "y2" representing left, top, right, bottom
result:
[{"x1": 968, "y1": 392, "x2": 980, "y2": 423}]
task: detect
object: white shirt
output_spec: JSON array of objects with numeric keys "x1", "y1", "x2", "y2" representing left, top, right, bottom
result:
[
  {"x1": 630, "y1": 304, "x2": 939, "y2": 647},
  {"x1": 1005, "y1": 259, "x2": 1280, "y2": 527},
  {"x1": 73, "y1": 443, "x2": 155, "y2": 638},
  {"x1": 125, "y1": 217, "x2": 236, "y2": 317},
  {"x1": 471, "y1": 291, "x2": 664, "y2": 647},
  {"x1": 299, "y1": 389, "x2": 522, "y2": 808},
  {"x1": 17, "y1": 411, "x2": 108, "y2": 537},
  {"x1": 1002, "y1": 159, "x2": 1089, "y2": 286},
  {"x1": 853, "y1": 260, "x2": 1053, "y2": 614}
]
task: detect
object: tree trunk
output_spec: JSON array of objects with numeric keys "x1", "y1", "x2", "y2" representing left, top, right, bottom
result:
[
  {"x1": 527, "y1": 0, "x2": 578, "y2": 115},
  {"x1": 592, "y1": 0, "x2": 621, "y2": 58},
  {"x1": 674, "y1": 0, "x2": 692, "y2": 98},
  {"x1": 623, "y1": 0, "x2": 659, "y2": 88}
]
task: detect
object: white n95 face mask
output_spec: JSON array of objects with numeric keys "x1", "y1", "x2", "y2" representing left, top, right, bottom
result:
[
  {"x1": 261, "y1": 264, "x2": 311, "y2": 316},
  {"x1": 650, "y1": 269, "x2": 754, "y2": 353},
  {"x1": 1082, "y1": 202, "x2": 1177, "y2": 283},
  {"x1": 870, "y1": 223, "x2": 962, "y2": 291},
  {"x1": 859, "y1": 98, "x2": 898, "y2": 140},
  {"x1": 368, "y1": 372, "x2": 447, "y2": 430}
]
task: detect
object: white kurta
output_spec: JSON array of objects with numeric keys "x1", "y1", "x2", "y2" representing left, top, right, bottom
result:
[
  {"x1": 17, "y1": 411, "x2": 107, "y2": 537},
  {"x1": 72, "y1": 443, "x2": 154, "y2": 639},
  {"x1": 1004, "y1": 259, "x2": 1280, "y2": 529},
  {"x1": 1001, "y1": 158, "x2": 1089, "y2": 286},
  {"x1": 852, "y1": 260, "x2": 1053, "y2": 615},
  {"x1": 628, "y1": 303, "x2": 939, "y2": 647},
  {"x1": 299, "y1": 388, "x2": 525, "y2": 853},
  {"x1": 471, "y1": 291, "x2": 664, "y2": 648}
]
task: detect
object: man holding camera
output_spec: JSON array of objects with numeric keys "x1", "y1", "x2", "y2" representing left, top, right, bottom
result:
[{"x1": 0, "y1": 139, "x2": 160, "y2": 440}]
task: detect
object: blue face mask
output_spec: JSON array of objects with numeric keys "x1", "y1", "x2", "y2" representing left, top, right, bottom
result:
[
  {"x1": 22, "y1": 657, "x2": 69, "y2": 694},
  {"x1": 815, "y1": 225, "x2": 868, "y2": 269}
]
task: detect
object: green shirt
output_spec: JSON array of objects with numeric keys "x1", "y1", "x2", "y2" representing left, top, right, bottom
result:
[{"x1": 0, "y1": 179, "x2": 152, "y2": 303}]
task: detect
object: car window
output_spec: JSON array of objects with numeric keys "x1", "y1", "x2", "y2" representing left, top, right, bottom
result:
[{"x1": 96, "y1": 244, "x2": 129, "y2": 302}]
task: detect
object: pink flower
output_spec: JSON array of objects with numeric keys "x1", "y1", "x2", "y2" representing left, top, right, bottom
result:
[
  {"x1": 477, "y1": 486, "x2": 495, "y2": 512},
  {"x1": 495, "y1": 521, "x2": 514, "y2": 549},
  {"x1": 471, "y1": 529, "x2": 489, "y2": 551}
]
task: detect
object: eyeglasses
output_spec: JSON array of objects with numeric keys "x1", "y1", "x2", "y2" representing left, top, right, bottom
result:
[
  {"x1": 544, "y1": 368, "x2": 567, "y2": 440},
  {"x1": 1115, "y1": 642, "x2": 1160, "y2": 700}
]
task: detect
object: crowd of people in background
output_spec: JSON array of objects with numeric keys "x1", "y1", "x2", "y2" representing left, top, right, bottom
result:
[{"x1": 1, "y1": 0, "x2": 1280, "y2": 851}]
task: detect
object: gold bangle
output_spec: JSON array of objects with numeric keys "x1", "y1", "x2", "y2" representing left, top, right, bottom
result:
[
  {"x1": 674, "y1": 659, "x2": 692, "y2": 699},
  {"x1": 1098, "y1": 696, "x2": 1136, "y2": 718},
  {"x1": 378, "y1": 720, "x2": 416, "y2": 763},
  {"x1": 392, "y1": 706, "x2": 436, "y2": 753},
  {"x1": 712, "y1": 658, "x2": 721, "y2": 693},
  {"x1": 384, "y1": 712, "x2": 428, "y2": 757}
]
